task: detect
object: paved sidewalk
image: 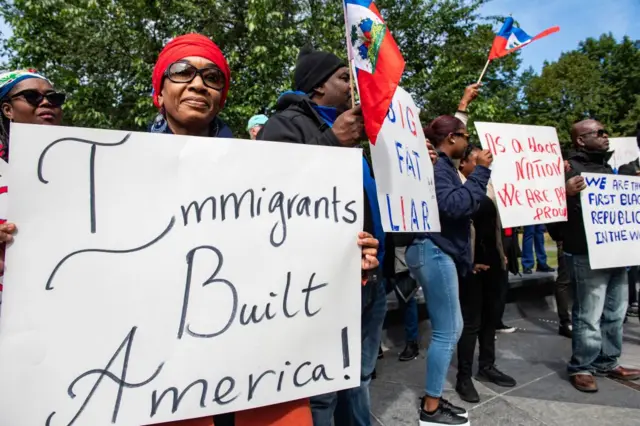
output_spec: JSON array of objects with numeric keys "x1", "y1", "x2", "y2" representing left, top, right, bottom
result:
[{"x1": 372, "y1": 290, "x2": 640, "y2": 426}]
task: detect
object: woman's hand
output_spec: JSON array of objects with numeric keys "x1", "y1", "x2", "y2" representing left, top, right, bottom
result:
[
  {"x1": 358, "y1": 232, "x2": 379, "y2": 271},
  {"x1": 472, "y1": 264, "x2": 490, "y2": 274},
  {"x1": 0, "y1": 223, "x2": 17, "y2": 274}
]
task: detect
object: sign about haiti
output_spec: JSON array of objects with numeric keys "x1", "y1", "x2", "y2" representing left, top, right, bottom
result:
[
  {"x1": 475, "y1": 122, "x2": 567, "y2": 228},
  {"x1": 370, "y1": 86, "x2": 441, "y2": 233},
  {"x1": 581, "y1": 172, "x2": 640, "y2": 269},
  {"x1": 0, "y1": 124, "x2": 363, "y2": 425}
]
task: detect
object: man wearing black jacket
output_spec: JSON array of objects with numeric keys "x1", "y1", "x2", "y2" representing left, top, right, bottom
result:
[
  {"x1": 563, "y1": 119, "x2": 640, "y2": 393},
  {"x1": 259, "y1": 47, "x2": 387, "y2": 426}
]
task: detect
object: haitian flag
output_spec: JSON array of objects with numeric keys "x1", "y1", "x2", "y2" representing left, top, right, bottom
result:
[
  {"x1": 489, "y1": 17, "x2": 559, "y2": 60},
  {"x1": 344, "y1": 0, "x2": 405, "y2": 145}
]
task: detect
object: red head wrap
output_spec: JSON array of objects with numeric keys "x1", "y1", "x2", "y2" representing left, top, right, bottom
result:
[{"x1": 152, "y1": 33, "x2": 231, "y2": 109}]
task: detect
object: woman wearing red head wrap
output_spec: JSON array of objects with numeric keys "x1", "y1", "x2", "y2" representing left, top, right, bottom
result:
[
  {"x1": 147, "y1": 34, "x2": 313, "y2": 426},
  {"x1": 149, "y1": 33, "x2": 233, "y2": 138}
]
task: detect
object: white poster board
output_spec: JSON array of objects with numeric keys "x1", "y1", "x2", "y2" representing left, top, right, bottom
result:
[
  {"x1": 581, "y1": 172, "x2": 640, "y2": 269},
  {"x1": 0, "y1": 158, "x2": 7, "y2": 298},
  {"x1": 475, "y1": 122, "x2": 567, "y2": 228},
  {"x1": 0, "y1": 124, "x2": 363, "y2": 425},
  {"x1": 608, "y1": 137, "x2": 639, "y2": 173},
  {"x1": 370, "y1": 86, "x2": 440, "y2": 232}
]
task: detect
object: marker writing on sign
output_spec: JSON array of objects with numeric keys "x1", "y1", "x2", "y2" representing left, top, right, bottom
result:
[
  {"x1": 45, "y1": 319, "x2": 351, "y2": 424},
  {"x1": 45, "y1": 216, "x2": 176, "y2": 290},
  {"x1": 181, "y1": 186, "x2": 358, "y2": 248},
  {"x1": 177, "y1": 245, "x2": 328, "y2": 340},
  {"x1": 37, "y1": 133, "x2": 131, "y2": 234}
]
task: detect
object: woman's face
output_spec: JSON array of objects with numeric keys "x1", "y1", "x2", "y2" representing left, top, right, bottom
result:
[
  {"x1": 2, "y1": 78, "x2": 63, "y2": 126},
  {"x1": 460, "y1": 148, "x2": 479, "y2": 178},
  {"x1": 157, "y1": 56, "x2": 224, "y2": 134},
  {"x1": 450, "y1": 126, "x2": 470, "y2": 159}
]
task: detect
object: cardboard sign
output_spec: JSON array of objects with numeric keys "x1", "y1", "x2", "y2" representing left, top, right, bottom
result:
[
  {"x1": 370, "y1": 87, "x2": 440, "y2": 233},
  {"x1": 608, "y1": 137, "x2": 639, "y2": 174},
  {"x1": 581, "y1": 172, "x2": 640, "y2": 269},
  {"x1": 475, "y1": 122, "x2": 567, "y2": 228},
  {"x1": 0, "y1": 124, "x2": 363, "y2": 425}
]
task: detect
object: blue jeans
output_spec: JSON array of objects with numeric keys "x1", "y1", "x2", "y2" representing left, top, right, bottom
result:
[
  {"x1": 406, "y1": 238, "x2": 463, "y2": 398},
  {"x1": 522, "y1": 225, "x2": 548, "y2": 269},
  {"x1": 310, "y1": 278, "x2": 387, "y2": 426},
  {"x1": 566, "y1": 253, "x2": 628, "y2": 375}
]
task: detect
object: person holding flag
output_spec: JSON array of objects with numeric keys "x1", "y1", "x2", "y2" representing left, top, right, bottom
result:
[{"x1": 259, "y1": 46, "x2": 386, "y2": 426}]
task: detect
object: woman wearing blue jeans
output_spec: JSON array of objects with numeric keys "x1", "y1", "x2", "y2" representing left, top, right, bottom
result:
[{"x1": 407, "y1": 115, "x2": 493, "y2": 426}]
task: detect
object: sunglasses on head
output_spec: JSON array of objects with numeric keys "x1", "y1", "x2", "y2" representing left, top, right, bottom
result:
[
  {"x1": 9, "y1": 89, "x2": 66, "y2": 108},
  {"x1": 580, "y1": 129, "x2": 609, "y2": 138},
  {"x1": 165, "y1": 62, "x2": 226, "y2": 91}
]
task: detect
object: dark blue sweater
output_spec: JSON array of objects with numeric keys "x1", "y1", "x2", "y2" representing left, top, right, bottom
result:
[{"x1": 426, "y1": 152, "x2": 491, "y2": 275}]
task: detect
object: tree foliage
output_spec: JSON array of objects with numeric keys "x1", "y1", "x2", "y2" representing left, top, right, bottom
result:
[
  {"x1": 0, "y1": 1, "x2": 637, "y2": 143},
  {"x1": 524, "y1": 34, "x2": 640, "y2": 144}
]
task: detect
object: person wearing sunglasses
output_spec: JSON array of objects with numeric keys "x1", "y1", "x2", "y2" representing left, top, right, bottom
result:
[
  {"x1": 148, "y1": 33, "x2": 319, "y2": 426},
  {"x1": 455, "y1": 144, "x2": 516, "y2": 403},
  {"x1": 0, "y1": 69, "x2": 65, "y2": 161},
  {"x1": 405, "y1": 115, "x2": 493, "y2": 426},
  {"x1": 0, "y1": 69, "x2": 64, "y2": 288},
  {"x1": 150, "y1": 33, "x2": 233, "y2": 138},
  {"x1": 563, "y1": 119, "x2": 640, "y2": 393}
]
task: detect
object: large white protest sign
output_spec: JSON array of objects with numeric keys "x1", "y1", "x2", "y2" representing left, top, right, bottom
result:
[
  {"x1": 581, "y1": 172, "x2": 640, "y2": 269},
  {"x1": 475, "y1": 122, "x2": 567, "y2": 228},
  {"x1": 0, "y1": 124, "x2": 363, "y2": 425},
  {"x1": 0, "y1": 158, "x2": 6, "y2": 300},
  {"x1": 608, "y1": 137, "x2": 639, "y2": 173},
  {"x1": 370, "y1": 87, "x2": 440, "y2": 233}
]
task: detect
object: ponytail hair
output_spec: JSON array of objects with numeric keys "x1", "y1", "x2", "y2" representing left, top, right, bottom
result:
[{"x1": 423, "y1": 115, "x2": 465, "y2": 147}]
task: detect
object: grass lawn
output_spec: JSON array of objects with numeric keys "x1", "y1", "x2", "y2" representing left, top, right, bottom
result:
[{"x1": 517, "y1": 232, "x2": 559, "y2": 270}]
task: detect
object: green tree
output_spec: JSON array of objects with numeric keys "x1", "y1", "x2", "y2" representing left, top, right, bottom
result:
[
  {"x1": 0, "y1": 0, "x2": 523, "y2": 137},
  {"x1": 524, "y1": 33, "x2": 640, "y2": 145}
]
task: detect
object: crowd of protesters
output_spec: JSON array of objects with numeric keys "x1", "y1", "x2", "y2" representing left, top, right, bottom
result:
[{"x1": 0, "y1": 32, "x2": 638, "y2": 426}]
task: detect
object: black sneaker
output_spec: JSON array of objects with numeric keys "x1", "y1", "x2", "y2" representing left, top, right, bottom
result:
[
  {"x1": 523, "y1": 268, "x2": 533, "y2": 275},
  {"x1": 419, "y1": 401, "x2": 469, "y2": 425},
  {"x1": 399, "y1": 341, "x2": 419, "y2": 362},
  {"x1": 537, "y1": 264, "x2": 555, "y2": 273},
  {"x1": 559, "y1": 323, "x2": 573, "y2": 339},
  {"x1": 440, "y1": 397, "x2": 468, "y2": 418},
  {"x1": 378, "y1": 346, "x2": 384, "y2": 359},
  {"x1": 496, "y1": 324, "x2": 517, "y2": 334},
  {"x1": 456, "y1": 378, "x2": 480, "y2": 403},
  {"x1": 477, "y1": 365, "x2": 517, "y2": 388}
]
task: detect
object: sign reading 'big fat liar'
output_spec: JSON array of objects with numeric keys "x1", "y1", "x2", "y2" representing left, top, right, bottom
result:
[
  {"x1": 474, "y1": 122, "x2": 567, "y2": 228},
  {"x1": 0, "y1": 124, "x2": 363, "y2": 425},
  {"x1": 370, "y1": 87, "x2": 441, "y2": 233},
  {"x1": 581, "y1": 173, "x2": 640, "y2": 269}
]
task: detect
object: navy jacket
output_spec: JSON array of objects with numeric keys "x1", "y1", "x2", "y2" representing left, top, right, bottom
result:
[{"x1": 426, "y1": 152, "x2": 491, "y2": 275}]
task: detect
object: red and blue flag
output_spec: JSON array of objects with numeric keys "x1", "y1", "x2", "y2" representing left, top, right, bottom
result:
[
  {"x1": 489, "y1": 17, "x2": 560, "y2": 60},
  {"x1": 344, "y1": 0, "x2": 405, "y2": 144}
]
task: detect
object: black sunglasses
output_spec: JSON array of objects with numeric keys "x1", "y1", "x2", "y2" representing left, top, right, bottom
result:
[
  {"x1": 580, "y1": 129, "x2": 609, "y2": 138},
  {"x1": 165, "y1": 62, "x2": 225, "y2": 91},
  {"x1": 9, "y1": 89, "x2": 66, "y2": 108}
]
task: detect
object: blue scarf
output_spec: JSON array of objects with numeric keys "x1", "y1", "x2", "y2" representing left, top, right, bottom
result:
[{"x1": 280, "y1": 90, "x2": 386, "y2": 263}]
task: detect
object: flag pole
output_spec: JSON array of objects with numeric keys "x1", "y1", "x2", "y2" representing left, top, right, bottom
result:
[
  {"x1": 342, "y1": 1, "x2": 357, "y2": 108},
  {"x1": 477, "y1": 59, "x2": 491, "y2": 84}
]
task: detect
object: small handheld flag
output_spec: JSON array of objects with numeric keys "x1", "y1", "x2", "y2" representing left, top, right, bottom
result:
[
  {"x1": 478, "y1": 17, "x2": 559, "y2": 83},
  {"x1": 344, "y1": 0, "x2": 405, "y2": 144}
]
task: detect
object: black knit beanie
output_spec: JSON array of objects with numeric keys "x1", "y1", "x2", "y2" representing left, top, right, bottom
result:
[{"x1": 294, "y1": 46, "x2": 346, "y2": 95}]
